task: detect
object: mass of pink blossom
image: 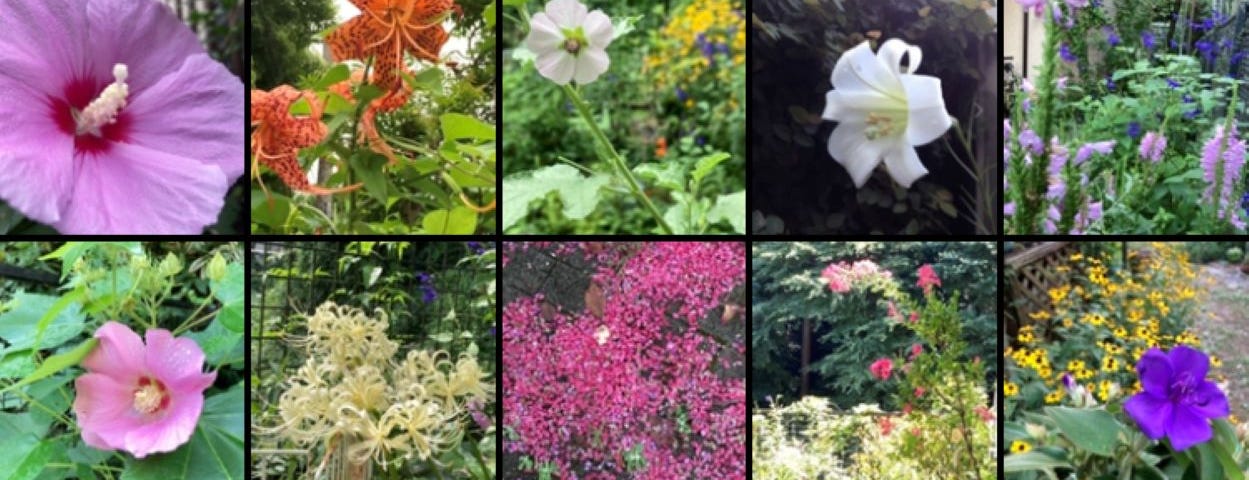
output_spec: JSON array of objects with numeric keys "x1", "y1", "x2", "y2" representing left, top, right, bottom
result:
[
  {"x1": 503, "y1": 242, "x2": 746, "y2": 480},
  {"x1": 820, "y1": 259, "x2": 890, "y2": 293},
  {"x1": 869, "y1": 357, "x2": 893, "y2": 380},
  {"x1": 917, "y1": 263, "x2": 942, "y2": 295}
]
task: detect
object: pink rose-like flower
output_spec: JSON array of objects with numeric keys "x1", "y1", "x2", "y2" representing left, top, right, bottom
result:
[
  {"x1": 73, "y1": 321, "x2": 217, "y2": 458},
  {"x1": 869, "y1": 357, "x2": 893, "y2": 380},
  {"x1": 909, "y1": 343, "x2": 923, "y2": 360}
]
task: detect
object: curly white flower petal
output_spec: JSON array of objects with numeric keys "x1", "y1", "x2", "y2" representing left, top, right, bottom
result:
[
  {"x1": 822, "y1": 39, "x2": 953, "y2": 189},
  {"x1": 525, "y1": 0, "x2": 613, "y2": 85}
]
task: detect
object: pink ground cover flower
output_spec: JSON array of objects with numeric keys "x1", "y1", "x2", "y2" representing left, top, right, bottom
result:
[
  {"x1": 822, "y1": 259, "x2": 889, "y2": 293},
  {"x1": 869, "y1": 357, "x2": 893, "y2": 380},
  {"x1": 73, "y1": 321, "x2": 217, "y2": 458},
  {"x1": 0, "y1": 0, "x2": 243, "y2": 233}
]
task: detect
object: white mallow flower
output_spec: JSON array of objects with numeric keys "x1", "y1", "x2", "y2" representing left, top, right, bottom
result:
[
  {"x1": 525, "y1": 0, "x2": 613, "y2": 85},
  {"x1": 822, "y1": 39, "x2": 953, "y2": 189}
]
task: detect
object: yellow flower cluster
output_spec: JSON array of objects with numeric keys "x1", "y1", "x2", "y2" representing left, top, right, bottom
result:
[
  {"x1": 644, "y1": 0, "x2": 744, "y2": 110},
  {"x1": 1006, "y1": 243, "x2": 1211, "y2": 407}
]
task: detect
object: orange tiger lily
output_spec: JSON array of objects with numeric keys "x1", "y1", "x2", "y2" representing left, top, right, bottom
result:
[
  {"x1": 251, "y1": 85, "x2": 361, "y2": 195},
  {"x1": 327, "y1": 0, "x2": 458, "y2": 92}
]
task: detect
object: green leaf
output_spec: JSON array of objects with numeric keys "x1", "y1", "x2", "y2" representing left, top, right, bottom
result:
[
  {"x1": 0, "y1": 339, "x2": 96, "y2": 396},
  {"x1": 0, "y1": 293, "x2": 85, "y2": 356},
  {"x1": 1044, "y1": 406, "x2": 1124, "y2": 457},
  {"x1": 405, "y1": 67, "x2": 444, "y2": 93},
  {"x1": 423, "y1": 207, "x2": 478, "y2": 234},
  {"x1": 709, "y1": 190, "x2": 746, "y2": 233},
  {"x1": 689, "y1": 152, "x2": 732, "y2": 187},
  {"x1": 287, "y1": 96, "x2": 311, "y2": 116},
  {"x1": 185, "y1": 318, "x2": 243, "y2": 368},
  {"x1": 441, "y1": 113, "x2": 494, "y2": 143},
  {"x1": 122, "y1": 384, "x2": 243, "y2": 480},
  {"x1": 250, "y1": 190, "x2": 291, "y2": 228},
  {"x1": 634, "y1": 162, "x2": 685, "y2": 191},
  {"x1": 502, "y1": 164, "x2": 609, "y2": 231},
  {"x1": 313, "y1": 64, "x2": 350, "y2": 90},
  {"x1": 31, "y1": 289, "x2": 85, "y2": 358},
  {"x1": 40, "y1": 242, "x2": 141, "y2": 280},
  {"x1": 483, "y1": 2, "x2": 496, "y2": 28},
  {"x1": 0, "y1": 439, "x2": 57, "y2": 480},
  {"x1": 430, "y1": 332, "x2": 454, "y2": 343},
  {"x1": 612, "y1": 15, "x2": 643, "y2": 40},
  {"x1": 502, "y1": 0, "x2": 525, "y2": 6},
  {"x1": 1003, "y1": 449, "x2": 1072, "y2": 473},
  {"x1": 0, "y1": 202, "x2": 22, "y2": 235},
  {"x1": 210, "y1": 263, "x2": 244, "y2": 333}
]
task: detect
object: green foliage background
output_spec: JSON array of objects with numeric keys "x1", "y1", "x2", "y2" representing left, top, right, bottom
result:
[{"x1": 751, "y1": 241, "x2": 998, "y2": 408}]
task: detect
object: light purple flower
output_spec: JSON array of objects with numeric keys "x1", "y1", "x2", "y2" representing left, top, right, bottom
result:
[
  {"x1": 1016, "y1": 0, "x2": 1044, "y2": 17},
  {"x1": 1004, "y1": 202, "x2": 1016, "y2": 216},
  {"x1": 0, "y1": 0, "x2": 243, "y2": 234},
  {"x1": 1124, "y1": 346, "x2": 1229, "y2": 451},
  {"x1": 1056, "y1": 76, "x2": 1068, "y2": 89},
  {"x1": 1201, "y1": 125, "x2": 1247, "y2": 220},
  {"x1": 1019, "y1": 129, "x2": 1043, "y2": 155},
  {"x1": 1139, "y1": 131, "x2": 1167, "y2": 163},
  {"x1": 1065, "y1": 0, "x2": 1089, "y2": 7},
  {"x1": 1075, "y1": 141, "x2": 1115, "y2": 164},
  {"x1": 1060, "y1": 43, "x2": 1077, "y2": 63}
]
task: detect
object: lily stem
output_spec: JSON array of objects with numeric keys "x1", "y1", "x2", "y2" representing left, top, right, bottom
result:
[{"x1": 561, "y1": 84, "x2": 674, "y2": 234}]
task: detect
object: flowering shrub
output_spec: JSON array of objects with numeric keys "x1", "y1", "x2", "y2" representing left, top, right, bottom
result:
[
  {"x1": 502, "y1": 242, "x2": 746, "y2": 479},
  {"x1": 251, "y1": 0, "x2": 497, "y2": 234},
  {"x1": 1005, "y1": 242, "x2": 1249, "y2": 478},
  {"x1": 1004, "y1": 0, "x2": 1248, "y2": 234},
  {"x1": 753, "y1": 262, "x2": 995, "y2": 479},
  {"x1": 502, "y1": 0, "x2": 745, "y2": 234}
]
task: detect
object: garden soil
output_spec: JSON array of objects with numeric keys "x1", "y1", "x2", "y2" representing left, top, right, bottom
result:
[{"x1": 1192, "y1": 263, "x2": 1249, "y2": 419}]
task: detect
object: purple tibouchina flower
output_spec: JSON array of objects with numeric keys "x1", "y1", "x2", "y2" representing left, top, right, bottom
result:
[
  {"x1": 1124, "y1": 346, "x2": 1229, "y2": 451},
  {"x1": 1060, "y1": 43, "x2": 1077, "y2": 63}
]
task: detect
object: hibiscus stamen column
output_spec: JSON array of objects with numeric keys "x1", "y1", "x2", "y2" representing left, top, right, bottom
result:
[{"x1": 74, "y1": 64, "x2": 130, "y2": 137}]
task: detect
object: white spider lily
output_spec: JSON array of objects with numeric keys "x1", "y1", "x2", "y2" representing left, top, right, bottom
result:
[{"x1": 822, "y1": 39, "x2": 953, "y2": 189}]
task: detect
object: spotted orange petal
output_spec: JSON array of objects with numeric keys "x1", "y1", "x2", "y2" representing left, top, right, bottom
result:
[{"x1": 250, "y1": 85, "x2": 361, "y2": 195}]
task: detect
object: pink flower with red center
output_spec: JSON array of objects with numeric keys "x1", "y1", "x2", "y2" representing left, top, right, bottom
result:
[
  {"x1": 0, "y1": 0, "x2": 243, "y2": 233},
  {"x1": 869, "y1": 357, "x2": 893, "y2": 380},
  {"x1": 916, "y1": 263, "x2": 942, "y2": 294},
  {"x1": 73, "y1": 322, "x2": 217, "y2": 458}
]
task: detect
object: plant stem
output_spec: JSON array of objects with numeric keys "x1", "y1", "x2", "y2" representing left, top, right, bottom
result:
[{"x1": 561, "y1": 84, "x2": 674, "y2": 233}]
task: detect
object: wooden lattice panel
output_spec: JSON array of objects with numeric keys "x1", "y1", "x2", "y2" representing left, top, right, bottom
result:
[{"x1": 1004, "y1": 242, "x2": 1079, "y2": 338}]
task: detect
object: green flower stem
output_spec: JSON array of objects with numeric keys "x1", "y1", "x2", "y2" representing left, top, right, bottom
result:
[{"x1": 561, "y1": 84, "x2": 674, "y2": 234}]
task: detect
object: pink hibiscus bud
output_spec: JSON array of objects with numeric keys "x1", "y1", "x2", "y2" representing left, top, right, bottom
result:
[
  {"x1": 869, "y1": 357, "x2": 893, "y2": 380},
  {"x1": 73, "y1": 321, "x2": 216, "y2": 458},
  {"x1": 916, "y1": 264, "x2": 941, "y2": 294}
]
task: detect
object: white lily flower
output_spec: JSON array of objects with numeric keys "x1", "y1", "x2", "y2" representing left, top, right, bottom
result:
[
  {"x1": 822, "y1": 39, "x2": 953, "y2": 189},
  {"x1": 525, "y1": 0, "x2": 614, "y2": 85}
]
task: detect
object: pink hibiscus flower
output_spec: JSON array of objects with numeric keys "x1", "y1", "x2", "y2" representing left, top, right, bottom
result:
[
  {"x1": 73, "y1": 322, "x2": 217, "y2": 458},
  {"x1": 0, "y1": 0, "x2": 243, "y2": 233}
]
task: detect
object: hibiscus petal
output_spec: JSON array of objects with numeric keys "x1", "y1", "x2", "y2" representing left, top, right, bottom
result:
[
  {"x1": 583, "y1": 11, "x2": 613, "y2": 49},
  {"x1": 53, "y1": 143, "x2": 229, "y2": 234},
  {"x1": 145, "y1": 329, "x2": 208, "y2": 384},
  {"x1": 882, "y1": 145, "x2": 929, "y2": 188},
  {"x1": 535, "y1": 51, "x2": 576, "y2": 86},
  {"x1": 831, "y1": 41, "x2": 903, "y2": 101},
  {"x1": 573, "y1": 49, "x2": 610, "y2": 85},
  {"x1": 1166, "y1": 345, "x2": 1209, "y2": 383},
  {"x1": 126, "y1": 54, "x2": 244, "y2": 183},
  {"x1": 1136, "y1": 348, "x2": 1174, "y2": 395},
  {"x1": 1124, "y1": 392, "x2": 1172, "y2": 439},
  {"x1": 1167, "y1": 403, "x2": 1214, "y2": 451},
  {"x1": 0, "y1": 0, "x2": 88, "y2": 98},
  {"x1": 827, "y1": 123, "x2": 887, "y2": 188},
  {"x1": 124, "y1": 389, "x2": 203, "y2": 458},
  {"x1": 84, "y1": 321, "x2": 148, "y2": 383},
  {"x1": 545, "y1": 0, "x2": 589, "y2": 29},
  {"x1": 0, "y1": 132, "x2": 74, "y2": 226},
  {"x1": 87, "y1": 0, "x2": 206, "y2": 94},
  {"x1": 1188, "y1": 380, "x2": 1230, "y2": 418},
  {"x1": 74, "y1": 372, "x2": 146, "y2": 451}
]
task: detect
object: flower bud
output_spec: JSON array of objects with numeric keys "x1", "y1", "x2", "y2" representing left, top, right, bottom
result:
[
  {"x1": 206, "y1": 253, "x2": 227, "y2": 282},
  {"x1": 158, "y1": 252, "x2": 182, "y2": 277}
]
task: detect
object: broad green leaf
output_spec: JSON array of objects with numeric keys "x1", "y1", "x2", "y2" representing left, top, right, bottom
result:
[
  {"x1": 612, "y1": 15, "x2": 643, "y2": 40},
  {"x1": 31, "y1": 289, "x2": 85, "y2": 358},
  {"x1": 634, "y1": 162, "x2": 685, "y2": 191},
  {"x1": 0, "y1": 439, "x2": 56, "y2": 480},
  {"x1": 22, "y1": 373, "x2": 75, "y2": 432},
  {"x1": 1003, "y1": 449, "x2": 1072, "y2": 473},
  {"x1": 0, "y1": 339, "x2": 97, "y2": 395},
  {"x1": 442, "y1": 113, "x2": 494, "y2": 143},
  {"x1": 0, "y1": 293, "x2": 85, "y2": 356},
  {"x1": 0, "y1": 354, "x2": 34, "y2": 379},
  {"x1": 423, "y1": 207, "x2": 478, "y2": 234},
  {"x1": 405, "y1": 67, "x2": 444, "y2": 93},
  {"x1": 502, "y1": 0, "x2": 525, "y2": 6},
  {"x1": 210, "y1": 263, "x2": 244, "y2": 333},
  {"x1": 354, "y1": 83, "x2": 384, "y2": 106},
  {"x1": 40, "y1": 242, "x2": 141, "y2": 280},
  {"x1": 709, "y1": 190, "x2": 746, "y2": 233},
  {"x1": 0, "y1": 202, "x2": 22, "y2": 235},
  {"x1": 502, "y1": 164, "x2": 610, "y2": 231},
  {"x1": 430, "y1": 332, "x2": 454, "y2": 343},
  {"x1": 1195, "y1": 441, "x2": 1224, "y2": 480},
  {"x1": 122, "y1": 384, "x2": 243, "y2": 480},
  {"x1": 184, "y1": 317, "x2": 243, "y2": 365},
  {"x1": 1044, "y1": 406, "x2": 1124, "y2": 457},
  {"x1": 350, "y1": 151, "x2": 390, "y2": 204},
  {"x1": 250, "y1": 190, "x2": 292, "y2": 228},
  {"x1": 287, "y1": 96, "x2": 311, "y2": 116},
  {"x1": 689, "y1": 152, "x2": 732, "y2": 186},
  {"x1": 0, "y1": 412, "x2": 54, "y2": 480},
  {"x1": 483, "y1": 2, "x2": 496, "y2": 28},
  {"x1": 313, "y1": 64, "x2": 350, "y2": 90}
]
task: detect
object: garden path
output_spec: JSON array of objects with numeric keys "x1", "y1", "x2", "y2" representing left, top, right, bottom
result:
[{"x1": 1192, "y1": 263, "x2": 1249, "y2": 419}]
